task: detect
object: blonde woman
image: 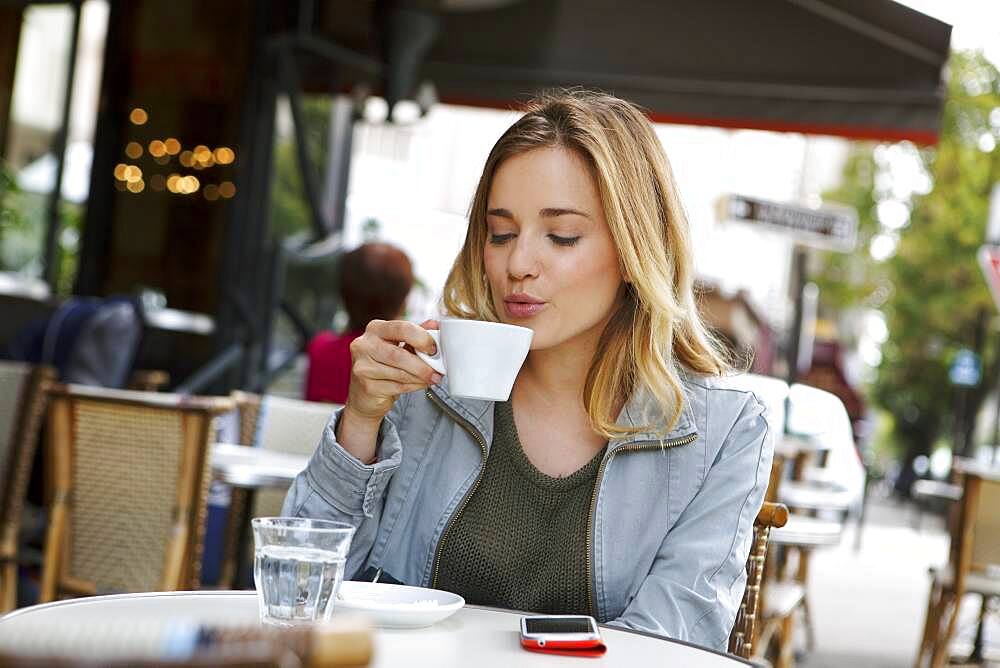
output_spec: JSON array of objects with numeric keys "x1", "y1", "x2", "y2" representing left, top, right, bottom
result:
[{"x1": 284, "y1": 90, "x2": 774, "y2": 650}]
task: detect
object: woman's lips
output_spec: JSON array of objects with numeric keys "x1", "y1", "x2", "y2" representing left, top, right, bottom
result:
[{"x1": 504, "y1": 301, "x2": 547, "y2": 318}]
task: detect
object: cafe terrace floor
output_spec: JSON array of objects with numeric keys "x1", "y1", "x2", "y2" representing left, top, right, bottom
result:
[{"x1": 800, "y1": 493, "x2": 997, "y2": 667}]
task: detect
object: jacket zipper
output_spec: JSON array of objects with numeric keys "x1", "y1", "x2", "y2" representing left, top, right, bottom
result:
[
  {"x1": 425, "y1": 386, "x2": 697, "y2": 617},
  {"x1": 426, "y1": 390, "x2": 489, "y2": 589},
  {"x1": 585, "y1": 431, "x2": 697, "y2": 618}
]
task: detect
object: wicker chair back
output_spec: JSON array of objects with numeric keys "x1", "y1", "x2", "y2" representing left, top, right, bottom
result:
[{"x1": 40, "y1": 385, "x2": 233, "y2": 600}]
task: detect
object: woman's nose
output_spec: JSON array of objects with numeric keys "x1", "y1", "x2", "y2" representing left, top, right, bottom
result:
[{"x1": 507, "y1": 237, "x2": 540, "y2": 280}]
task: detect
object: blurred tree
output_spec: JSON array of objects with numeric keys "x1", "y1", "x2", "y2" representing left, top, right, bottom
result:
[
  {"x1": 815, "y1": 51, "x2": 1000, "y2": 493},
  {"x1": 812, "y1": 146, "x2": 887, "y2": 312},
  {"x1": 0, "y1": 163, "x2": 25, "y2": 265}
]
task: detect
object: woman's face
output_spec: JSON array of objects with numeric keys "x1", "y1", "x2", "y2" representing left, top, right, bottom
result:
[{"x1": 484, "y1": 146, "x2": 624, "y2": 352}]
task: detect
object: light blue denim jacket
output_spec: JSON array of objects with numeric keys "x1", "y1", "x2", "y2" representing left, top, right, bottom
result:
[{"x1": 283, "y1": 372, "x2": 774, "y2": 651}]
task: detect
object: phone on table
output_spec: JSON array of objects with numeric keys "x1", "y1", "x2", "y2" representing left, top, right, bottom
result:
[{"x1": 519, "y1": 615, "x2": 606, "y2": 654}]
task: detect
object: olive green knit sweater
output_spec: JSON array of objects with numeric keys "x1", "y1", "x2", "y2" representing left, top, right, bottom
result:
[{"x1": 435, "y1": 400, "x2": 606, "y2": 616}]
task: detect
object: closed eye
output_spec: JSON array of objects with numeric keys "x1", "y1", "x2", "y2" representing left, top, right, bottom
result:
[
  {"x1": 489, "y1": 233, "x2": 516, "y2": 245},
  {"x1": 549, "y1": 234, "x2": 581, "y2": 247}
]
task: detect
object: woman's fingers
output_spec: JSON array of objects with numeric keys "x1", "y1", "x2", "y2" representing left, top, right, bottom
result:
[
  {"x1": 370, "y1": 338, "x2": 439, "y2": 383},
  {"x1": 367, "y1": 319, "x2": 438, "y2": 355},
  {"x1": 358, "y1": 349, "x2": 435, "y2": 386},
  {"x1": 346, "y1": 319, "x2": 443, "y2": 424},
  {"x1": 353, "y1": 326, "x2": 441, "y2": 386}
]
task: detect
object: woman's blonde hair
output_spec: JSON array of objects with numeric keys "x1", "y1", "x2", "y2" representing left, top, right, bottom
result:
[{"x1": 442, "y1": 89, "x2": 728, "y2": 438}]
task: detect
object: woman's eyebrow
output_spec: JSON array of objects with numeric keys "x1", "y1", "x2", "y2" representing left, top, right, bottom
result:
[
  {"x1": 486, "y1": 207, "x2": 591, "y2": 219},
  {"x1": 539, "y1": 207, "x2": 590, "y2": 219}
]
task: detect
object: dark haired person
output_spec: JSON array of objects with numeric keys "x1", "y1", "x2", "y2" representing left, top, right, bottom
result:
[{"x1": 304, "y1": 242, "x2": 414, "y2": 404}]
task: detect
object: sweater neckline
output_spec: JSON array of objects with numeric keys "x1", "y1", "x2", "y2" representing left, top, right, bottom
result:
[{"x1": 493, "y1": 400, "x2": 606, "y2": 491}]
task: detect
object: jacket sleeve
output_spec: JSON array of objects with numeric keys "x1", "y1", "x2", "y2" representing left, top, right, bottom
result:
[
  {"x1": 282, "y1": 393, "x2": 409, "y2": 579},
  {"x1": 606, "y1": 392, "x2": 774, "y2": 651}
]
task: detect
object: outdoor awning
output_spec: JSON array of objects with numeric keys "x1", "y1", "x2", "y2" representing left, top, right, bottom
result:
[{"x1": 319, "y1": 0, "x2": 951, "y2": 145}]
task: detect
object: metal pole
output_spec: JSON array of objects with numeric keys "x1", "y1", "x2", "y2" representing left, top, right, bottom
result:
[
  {"x1": 785, "y1": 247, "x2": 808, "y2": 386},
  {"x1": 175, "y1": 344, "x2": 244, "y2": 395},
  {"x1": 218, "y1": 0, "x2": 277, "y2": 393},
  {"x1": 958, "y1": 308, "x2": 988, "y2": 458},
  {"x1": 42, "y1": 0, "x2": 82, "y2": 290},
  {"x1": 322, "y1": 95, "x2": 355, "y2": 237},
  {"x1": 0, "y1": 6, "x2": 24, "y2": 158}
]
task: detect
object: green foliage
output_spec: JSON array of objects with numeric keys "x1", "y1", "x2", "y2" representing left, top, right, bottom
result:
[
  {"x1": 812, "y1": 147, "x2": 886, "y2": 313},
  {"x1": 270, "y1": 95, "x2": 333, "y2": 241},
  {"x1": 56, "y1": 200, "x2": 83, "y2": 296},
  {"x1": 0, "y1": 163, "x2": 25, "y2": 235},
  {"x1": 816, "y1": 51, "x2": 1000, "y2": 461},
  {"x1": 0, "y1": 165, "x2": 35, "y2": 274},
  {"x1": 879, "y1": 51, "x2": 1000, "y2": 458},
  {"x1": 0, "y1": 165, "x2": 80, "y2": 293}
]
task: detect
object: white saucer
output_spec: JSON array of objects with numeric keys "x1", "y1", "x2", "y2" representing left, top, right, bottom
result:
[{"x1": 335, "y1": 581, "x2": 465, "y2": 629}]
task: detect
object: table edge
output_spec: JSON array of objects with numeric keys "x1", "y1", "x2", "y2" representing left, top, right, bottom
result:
[
  {"x1": 1, "y1": 592, "x2": 752, "y2": 665},
  {"x1": 466, "y1": 603, "x2": 752, "y2": 665}
]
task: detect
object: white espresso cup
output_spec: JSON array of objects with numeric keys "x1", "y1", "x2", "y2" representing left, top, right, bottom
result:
[{"x1": 416, "y1": 319, "x2": 533, "y2": 401}]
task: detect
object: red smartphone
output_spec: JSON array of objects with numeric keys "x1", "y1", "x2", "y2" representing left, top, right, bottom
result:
[{"x1": 519, "y1": 615, "x2": 605, "y2": 653}]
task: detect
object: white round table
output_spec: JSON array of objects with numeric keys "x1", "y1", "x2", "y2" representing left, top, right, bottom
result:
[
  {"x1": 211, "y1": 443, "x2": 309, "y2": 489},
  {"x1": 0, "y1": 591, "x2": 749, "y2": 667}
]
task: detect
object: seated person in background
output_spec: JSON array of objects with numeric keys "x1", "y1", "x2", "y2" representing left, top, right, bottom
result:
[{"x1": 304, "y1": 242, "x2": 414, "y2": 404}]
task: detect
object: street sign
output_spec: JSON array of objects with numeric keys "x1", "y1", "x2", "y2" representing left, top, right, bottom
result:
[
  {"x1": 949, "y1": 349, "x2": 981, "y2": 387},
  {"x1": 978, "y1": 244, "x2": 1000, "y2": 313},
  {"x1": 717, "y1": 194, "x2": 858, "y2": 252}
]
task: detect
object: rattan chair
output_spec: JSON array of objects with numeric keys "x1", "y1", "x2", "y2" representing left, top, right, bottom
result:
[
  {"x1": 728, "y1": 501, "x2": 789, "y2": 661},
  {"x1": 915, "y1": 468, "x2": 1000, "y2": 668},
  {"x1": 753, "y1": 450, "x2": 809, "y2": 668},
  {"x1": 39, "y1": 385, "x2": 234, "y2": 601},
  {"x1": 0, "y1": 362, "x2": 55, "y2": 612},
  {"x1": 218, "y1": 392, "x2": 337, "y2": 588}
]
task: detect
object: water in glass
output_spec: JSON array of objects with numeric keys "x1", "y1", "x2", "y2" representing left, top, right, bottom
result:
[
  {"x1": 251, "y1": 518, "x2": 354, "y2": 627},
  {"x1": 255, "y1": 545, "x2": 346, "y2": 626}
]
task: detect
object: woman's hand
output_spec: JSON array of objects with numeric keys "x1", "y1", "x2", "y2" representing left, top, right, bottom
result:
[{"x1": 337, "y1": 319, "x2": 441, "y2": 463}]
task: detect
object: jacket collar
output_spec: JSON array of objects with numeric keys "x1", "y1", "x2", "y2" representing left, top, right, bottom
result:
[{"x1": 427, "y1": 372, "x2": 698, "y2": 451}]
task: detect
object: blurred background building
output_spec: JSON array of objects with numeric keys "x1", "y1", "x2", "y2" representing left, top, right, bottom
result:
[{"x1": 0, "y1": 0, "x2": 949, "y2": 398}]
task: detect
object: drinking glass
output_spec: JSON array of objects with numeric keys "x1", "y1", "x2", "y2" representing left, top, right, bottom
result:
[{"x1": 252, "y1": 517, "x2": 355, "y2": 627}]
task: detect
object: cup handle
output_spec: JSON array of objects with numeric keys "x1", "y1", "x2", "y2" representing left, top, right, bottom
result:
[{"x1": 415, "y1": 330, "x2": 446, "y2": 375}]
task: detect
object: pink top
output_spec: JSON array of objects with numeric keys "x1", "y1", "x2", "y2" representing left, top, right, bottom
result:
[{"x1": 304, "y1": 330, "x2": 362, "y2": 404}]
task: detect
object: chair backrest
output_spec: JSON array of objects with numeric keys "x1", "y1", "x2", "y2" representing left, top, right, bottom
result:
[
  {"x1": 39, "y1": 385, "x2": 234, "y2": 601},
  {"x1": 728, "y1": 501, "x2": 789, "y2": 660},
  {"x1": 789, "y1": 382, "x2": 864, "y2": 498},
  {"x1": 951, "y1": 468, "x2": 1000, "y2": 593},
  {"x1": 0, "y1": 363, "x2": 31, "y2": 494},
  {"x1": 0, "y1": 362, "x2": 54, "y2": 612},
  {"x1": 233, "y1": 392, "x2": 338, "y2": 455},
  {"x1": 231, "y1": 392, "x2": 338, "y2": 519}
]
